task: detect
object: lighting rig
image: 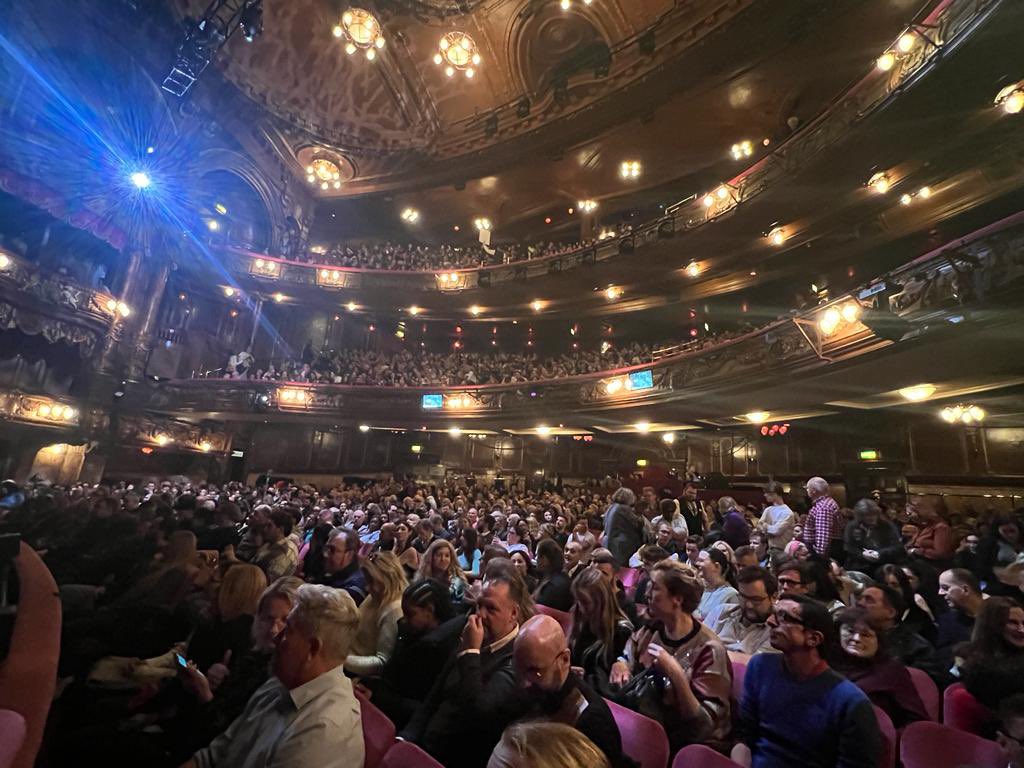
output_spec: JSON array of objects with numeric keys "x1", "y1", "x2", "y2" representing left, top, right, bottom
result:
[{"x1": 162, "y1": 0, "x2": 263, "y2": 97}]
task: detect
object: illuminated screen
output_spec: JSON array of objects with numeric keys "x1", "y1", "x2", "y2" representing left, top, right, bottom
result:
[
  {"x1": 421, "y1": 394, "x2": 443, "y2": 410},
  {"x1": 628, "y1": 370, "x2": 654, "y2": 390}
]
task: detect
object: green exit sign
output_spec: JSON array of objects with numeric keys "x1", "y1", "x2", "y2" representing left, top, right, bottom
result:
[{"x1": 859, "y1": 449, "x2": 880, "y2": 461}]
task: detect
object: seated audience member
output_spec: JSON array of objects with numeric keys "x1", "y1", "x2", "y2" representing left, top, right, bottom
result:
[
  {"x1": 564, "y1": 539, "x2": 588, "y2": 581},
  {"x1": 958, "y1": 596, "x2": 1024, "y2": 710},
  {"x1": 251, "y1": 510, "x2": 298, "y2": 581},
  {"x1": 720, "y1": 496, "x2": 752, "y2": 550},
  {"x1": 997, "y1": 694, "x2": 1024, "y2": 768},
  {"x1": 758, "y1": 481, "x2": 796, "y2": 559},
  {"x1": 187, "y1": 564, "x2": 267, "y2": 673},
  {"x1": 936, "y1": 567, "x2": 985, "y2": 652},
  {"x1": 732, "y1": 594, "x2": 880, "y2": 768},
  {"x1": 610, "y1": 560, "x2": 732, "y2": 752},
  {"x1": 878, "y1": 563, "x2": 938, "y2": 644},
  {"x1": 775, "y1": 560, "x2": 812, "y2": 598},
  {"x1": 488, "y1": 722, "x2": 611, "y2": 768},
  {"x1": 590, "y1": 547, "x2": 638, "y2": 625},
  {"x1": 318, "y1": 527, "x2": 366, "y2": 605},
  {"x1": 512, "y1": 615, "x2": 627, "y2": 767},
  {"x1": 509, "y1": 550, "x2": 538, "y2": 592},
  {"x1": 734, "y1": 545, "x2": 759, "y2": 569},
  {"x1": 173, "y1": 577, "x2": 304, "y2": 761},
  {"x1": 711, "y1": 566, "x2": 778, "y2": 656},
  {"x1": 651, "y1": 498, "x2": 688, "y2": 542},
  {"x1": 977, "y1": 514, "x2": 1024, "y2": 596},
  {"x1": 569, "y1": 567, "x2": 633, "y2": 689},
  {"x1": 905, "y1": 495, "x2": 954, "y2": 568},
  {"x1": 458, "y1": 527, "x2": 483, "y2": 579},
  {"x1": 344, "y1": 551, "x2": 406, "y2": 676},
  {"x1": 363, "y1": 579, "x2": 466, "y2": 729},
  {"x1": 411, "y1": 519, "x2": 437, "y2": 554},
  {"x1": 568, "y1": 518, "x2": 597, "y2": 558},
  {"x1": 696, "y1": 547, "x2": 739, "y2": 625},
  {"x1": 831, "y1": 607, "x2": 929, "y2": 728},
  {"x1": 843, "y1": 499, "x2": 904, "y2": 574},
  {"x1": 400, "y1": 570, "x2": 533, "y2": 768},
  {"x1": 855, "y1": 583, "x2": 933, "y2": 666},
  {"x1": 684, "y1": 536, "x2": 702, "y2": 567},
  {"x1": 417, "y1": 538, "x2": 468, "y2": 602},
  {"x1": 502, "y1": 523, "x2": 532, "y2": 557},
  {"x1": 534, "y1": 539, "x2": 574, "y2": 612},
  {"x1": 632, "y1": 544, "x2": 670, "y2": 615},
  {"x1": 184, "y1": 584, "x2": 364, "y2": 768}
]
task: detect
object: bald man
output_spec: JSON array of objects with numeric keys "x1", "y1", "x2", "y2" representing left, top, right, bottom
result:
[{"x1": 512, "y1": 615, "x2": 629, "y2": 768}]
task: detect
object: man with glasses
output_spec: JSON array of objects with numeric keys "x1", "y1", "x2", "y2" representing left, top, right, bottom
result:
[
  {"x1": 732, "y1": 594, "x2": 879, "y2": 768},
  {"x1": 711, "y1": 567, "x2": 779, "y2": 656},
  {"x1": 511, "y1": 614, "x2": 627, "y2": 768},
  {"x1": 317, "y1": 527, "x2": 366, "y2": 605},
  {"x1": 776, "y1": 563, "x2": 811, "y2": 597}
]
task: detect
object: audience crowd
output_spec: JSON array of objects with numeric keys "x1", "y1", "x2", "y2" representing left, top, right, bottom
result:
[
  {"x1": 225, "y1": 343, "x2": 661, "y2": 386},
  {"x1": 5, "y1": 473, "x2": 1024, "y2": 768},
  {"x1": 293, "y1": 236, "x2": 603, "y2": 273}
]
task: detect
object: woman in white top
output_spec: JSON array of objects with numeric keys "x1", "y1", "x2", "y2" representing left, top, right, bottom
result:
[
  {"x1": 758, "y1": 481, "x2": 796, "y2": 553},
  {"x1": 651, "y1": 498, "x2": 689, "y2": 541},
  {"x1": 344, "y1": 550, "x2": 406, "y2": 677},
  {"x1": 696, "y1": 547, "x2": 739, "y2": 626}
]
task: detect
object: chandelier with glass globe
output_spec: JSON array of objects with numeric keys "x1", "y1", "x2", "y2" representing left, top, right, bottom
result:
[
  {"x1": 306, "y1": 158, "x2": 342, "y2": 190},
  {"x1": 333, "y1": 8, "x2": 385, "y2": 61},
  {"x1": 434, "y1": 31, "x2": 481, "y2": 79}
]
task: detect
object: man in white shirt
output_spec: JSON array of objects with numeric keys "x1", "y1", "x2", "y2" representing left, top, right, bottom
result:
[
  {"x1": 183, "y1": 584, "x2": 363, "y2": 768},
  {"x1": 758, "y1": 481, "x2": 796, "y2": 562}
]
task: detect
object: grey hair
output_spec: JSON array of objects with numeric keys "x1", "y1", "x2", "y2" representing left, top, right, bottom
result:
[
  {"x1": 852, "y1": 499, "x2": 881, "y2": 523},
  {"x1": 258, "y1": 576, "x2": 303, "y2": 614},
  {"x1": 806, "y1": 477, "x2": 830, "y2": 496},
  {"x1": 290, "y1": 584, "x2": 359, "y2": 663},
  {"x1": 611, "y1": 487, "x2": 636, "y2": 506}
]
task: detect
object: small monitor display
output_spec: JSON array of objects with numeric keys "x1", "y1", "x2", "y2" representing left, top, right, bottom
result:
[
  {"x1": 421, "y1": 393, "x2": 444, "y2": 409},
  {"x1": 628, "y1": 370, "x2": 654, "y2": 390}
]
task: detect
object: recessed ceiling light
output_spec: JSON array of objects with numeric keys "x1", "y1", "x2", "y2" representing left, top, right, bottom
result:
[
  {"x1": 745, "y1": 411, "x2": 770, "y2": 424},
  {"x1": 899, "y1": 384, "x2": 936, "y2": 401}
]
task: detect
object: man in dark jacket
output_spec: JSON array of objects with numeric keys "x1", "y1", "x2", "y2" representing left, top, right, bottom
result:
[
  {"x1": 400, "y1": 572, "x2": 530, "y2": 768},
  {"x1": 513, "y1": 614, "x2": 631, "y2": 768},
  {"x1": 843, "y1": 499, "x2": 905, "y2": 575},
  {"x1": 318, "y1": 527, "x2": 366, "y2": 605}
]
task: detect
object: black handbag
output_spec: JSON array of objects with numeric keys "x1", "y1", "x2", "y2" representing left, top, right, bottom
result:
[{"x1": 612, "y1": 667, "x2": 669, "y2": 725}]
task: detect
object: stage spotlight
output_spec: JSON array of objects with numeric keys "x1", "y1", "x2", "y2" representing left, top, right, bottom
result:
[{"x1": 130, "y1": 171, "x2": 151, "y2": 189}]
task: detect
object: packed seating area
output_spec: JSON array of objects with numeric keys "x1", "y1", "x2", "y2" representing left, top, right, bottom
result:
[
  {"x1": 293, "y1": 235, "x2": 605, "y2": 272},
  {"x1": 4, "y1": 474, "x2": 1024, "y2": 768},
  {"x1": 223, "y1": 342, "x2": 663, "y2": 386}
]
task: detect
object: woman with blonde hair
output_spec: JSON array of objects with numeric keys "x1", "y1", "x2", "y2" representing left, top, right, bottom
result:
[
  {"x1": 569, "y1": 566, "x2": 633, "y2": 688},
  {"x1": 345, "y1": 550, "x2": 407, "y2": 676},
  {"x1": 488, "y1": 722, "x2": 610, "y2": 768},
  {"x1": 417, "y1": 538, "x2": 468, "y2": 601}
]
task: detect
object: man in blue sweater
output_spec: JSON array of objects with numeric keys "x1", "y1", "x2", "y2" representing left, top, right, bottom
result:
[{"x1": 732, "y1": 594, "x2": 880, "y2": 768}]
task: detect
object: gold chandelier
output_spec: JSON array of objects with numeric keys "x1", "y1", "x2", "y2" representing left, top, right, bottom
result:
[
  {"x1": 434, "y1": 31, "x2": 481, "y2": 79},
  {"x1": 306, "y1": 158, "x2": 342, "y2": 190},
  {"x1": 333, "y1": 8, "x2": 385, "y2": 61}
]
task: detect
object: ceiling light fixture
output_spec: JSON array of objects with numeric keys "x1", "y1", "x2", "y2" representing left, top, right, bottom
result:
[
  {"x1": 634, "y1": 421, "x2": 651, "y2": 433},
  {"x1": 359, "y1": 424, "x2": 370, "y2": 432},
  {"x1": 469, "y1": 305, "x2": 481, "y2": 316},
  {"x1": 306, "y1": 158, "x2": 343, "y2": 190},
  {"x1": 401, "y1": 207, "x2": 420, "y2": 223},
  {"x1": 918, "y1": 186, "x2": 932, "y2": 199},
  {"x1": 661, "y1": 432, "x2": 675, "y2": 445},
  {"x1": 900, "y1": 193, "x2": 913, "y2": 206},
  {"x1": 434, "y1": 31, "x2": 481, "y2": 79},
  {"x1": 702, "y1": 193, "x2": 715, "y2": 208},
  {"x1": 685, "y1": 262, "x2": 701, "y2": 277},
  {"x1": 578, "y1": 199, "x2": 598, "y2": 213},
  {"x1": 448, "y1": 427, "x2": 462, "y2": 437},
  {"x1": 620, "y1": 161, "x2": 641, "y2": 179},
  {"x1": 474, "y1": 217, "x2": 492, "y2": 231},
  {"x1": 940, "y1": 404, "x2": 986, "y2": 425},
  {"x1": 745, "y1": 411, "x2": 770, "y2": 424},
  {"x1": 898, "y1": 384, "x2": 936, "y2": 402},
  {"x1": 604, "y1": 286, "x2": 622, "y2": 300},
  {"x1": 346, "y1": 301, "x2": 357, "y2": 312},
  {"x1": 868, "y1": 171, "x2": 891, "y2": 194},
  {"x1": 536, "y1": 425, "x2": 551, "y2": 437},
  {"x1": 730, "y1": 140, "x2": 754, "y2": 160},
  {"x1": 767, "y1": 227, "x2": 786, "y2": 246},
  {"x1": 531, "y1": 299, "x2": 544, "y2": 312},
  {"x1": 995, "y1": 83, "x2": 1024, "y2": 115},
  {"x1": 335, "y1": 8, "x2": 385, "y2": 60},
  {"x1": 273, "y1": 292, "x2": 285, "y2": 303},
  {"x1": 408, "y1": 305, "x2": 421, "y2": 316},
  {"x1": 876, "y1": 52, "x2": 896, "y2": 72},
  {"x1": 897, "y1": 31, "x2": 916, "y2": 53}
]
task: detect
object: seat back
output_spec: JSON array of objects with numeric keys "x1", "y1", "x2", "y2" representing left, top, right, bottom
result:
[
  {"x1": 729, "y1": 658, "x2": 748, "y2": 705},
  {"x1": 943, "y1": 682, "x2": 994, "y2": 735},
  {"x1": 873, "y1": 705, "x2": 897, "y2": 768},
  {"x1": 535, "y1": 604, "x2": 573, "y2": 637},
  {"x1": 618, "y1": 567, "x2": 643, "y2": 598},
  {"x1": 355, "y1": 690, "x2": 396, "y2": 768},
  {"x1": 906, "y1": 666, "x2": 940, "y2": 721},
  {"x1": 605, "y1": 698, "x2": 670, "y2": 768},
  {"x1": 671, "y1": 744, "x2": 743, "y2": 768},
  {"x1": 380, "y1": 741, "x2": 445, "y2": 768},
  {"x1": 901, "y1": 721, "x2": 1006, "y2": 768},
  {"x1": 0, "y1": 711, "x2": 26, "y2": 768}
]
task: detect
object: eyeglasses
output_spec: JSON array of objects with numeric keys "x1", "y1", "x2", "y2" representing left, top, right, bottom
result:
[
  {"x1": 777, "y1": 577, "x2": 804, "y2": 588},
  {"x1": 773, "y1": 609, "x2": 807, "y2": 626}
]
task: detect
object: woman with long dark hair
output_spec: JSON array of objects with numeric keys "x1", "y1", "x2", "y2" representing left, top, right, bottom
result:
[
  {"x1": 696, "y1": 547, "x2": 738, "y2": 624},
  {"x1": 958, "y1": 597, "x2": 1024, "y2": 709},
  {"x1": 879, "y1": 563, "x2": 937, "y2": 643}
]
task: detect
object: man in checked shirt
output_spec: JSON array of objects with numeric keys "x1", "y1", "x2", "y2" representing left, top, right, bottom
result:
[{"x1": 800, "y1": 477, "x2": 845, "y2": 561}]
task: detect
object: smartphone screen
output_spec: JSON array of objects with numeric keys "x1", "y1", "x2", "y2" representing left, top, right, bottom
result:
[{"x1": 175, "y1": 652, "x2": 188, "y2": 670}]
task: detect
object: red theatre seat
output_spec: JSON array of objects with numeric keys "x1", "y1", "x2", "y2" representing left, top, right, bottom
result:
[
  {"x1": 906, "y1": 666, "x2": 940, "y2": 722},
  {"x1": 618, "y1": 567, "x2": 643, "y2": 598},
  {"x1": 671, "y1": 744, "x2": 744, "y2": 768},
  {"x1": 605, "y1": 698, "x2": 670, "y2": 768},
  {"x1": 873, "y1": 705, "x2": 897, "y2": 768},
  {"x1": 380, "y1": 741, "x2": 445, "y2": 768},
  {"x1": 355, "y1": 689, "x2": 396, "y2": 768},
  {"x1": 943, "y1": 682, "x2": 994, "y2": 735},
  {"x1": 0, "y1": 710, "x2": 26, "y2": 768},
  {"x1": 900, "y1": 721, "x2": 1005, "y2": 768},
  {"x1": 535, "y1": 604, "x2": 573, "y2": 637}
]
